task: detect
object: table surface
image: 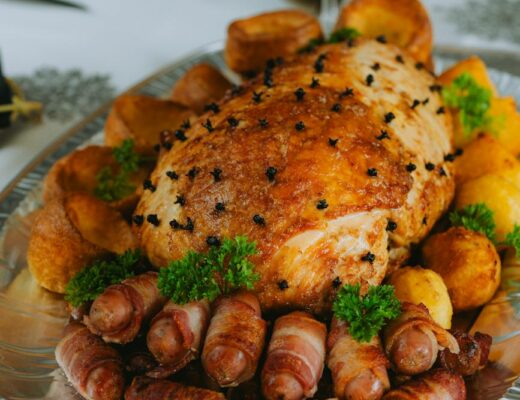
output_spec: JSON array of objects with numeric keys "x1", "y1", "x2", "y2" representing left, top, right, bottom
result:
[{"x1": 0, "y1": 0, "x2": 519, "y2": 192}]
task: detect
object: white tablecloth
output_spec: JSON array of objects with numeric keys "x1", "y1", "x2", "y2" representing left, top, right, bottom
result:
[{"x1": 0, "y1": 0, "x2": 519, "y2": 191}]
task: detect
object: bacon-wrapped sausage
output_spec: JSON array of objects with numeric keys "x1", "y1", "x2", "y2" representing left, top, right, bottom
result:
[
  {"x1": 124, "y1": 376, "x2": 225, "y2": 400},
  {"x1": 262, "y1": 311, "x2": 327, "y2": 400},
  {"x1": 202, "y1": 291, "x2": 267, "y2": 387},
  {"x1": 327, "y1": 317, "x2": 390, "y2": 400},
  {"x1": 85, "y1": 272, "x2": 167, "y2": 344},
  {"x1": 382, "y1": 369, "x2": 466, "y2": 400},
  {"x1": 146, "y1": 299, "x2": 210, "y2": 378},
  {"x1": 55, "y1": 322, "x2": 124, "y2": 400},
  {"x1": 383, "y1": 302, "x2": 459, "y2": 375},
  {"x1": 438, "y1": 330, "x2": 492, "y2": 376}
]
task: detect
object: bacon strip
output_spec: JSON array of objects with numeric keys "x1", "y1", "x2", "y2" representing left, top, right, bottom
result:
[
  {"x1": 383, "y1": 302, "x2": 459, "y2": 375},
  {"x1": 438, "y1": 330, "x2": 492, "y2": 376},
  {"x1": 202, "y1": 291, "x2": 267, "y2": 387},
  {"x1": 146, "y1": 299, "x2": 210, "y2": 378},
  {"x1": 382, "y1": 368, "x2": 466, "y2": 400},
  {"x1": 261, "y1": 311, "x2": 327, "y2": 400},
  {"x1": 55, "y1": 322, "x2": 124, "y2": 400},
  {"x1": 124, "y1": 376, "x2": 225, "y2": 400},
  {"x1": 84, "y1": 272, "x2": 167, "y2": 344},
  {"x1": 327, "y1": 317, "x2": 390, "y2": 400}
]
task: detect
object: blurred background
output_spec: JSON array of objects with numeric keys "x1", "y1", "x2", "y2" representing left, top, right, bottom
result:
[{"x1": 0, "y1": 0, "x2": 519, "y2": 191}]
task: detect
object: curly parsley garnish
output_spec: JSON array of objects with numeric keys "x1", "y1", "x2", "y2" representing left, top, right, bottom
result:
[
  {"x1": 333, "y1": 283, "x2": 401, "y2": 343},
  {"x1": 504, "y1": 224, "x2": 520, "y2": 255},
  {"x1": 449, "y1": 203, "x2": 496, "y2": 242},
  {"x1": 94, "y1": 139, "x2": 142, "y2": 201},
  {"x1": 158, "y1": 236, "x2": 259, "y2": 304},
  {"x1": 65, "y1": 249, "x2": 141, "y2": 307},
  {"x1": 442, "y1": 72, "x2": 494, "y2": 136},
  {"x1": 299, "y1": 27, "x2": 361, "y2": 53}
]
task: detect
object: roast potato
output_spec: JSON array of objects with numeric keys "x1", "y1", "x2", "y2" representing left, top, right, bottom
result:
[
  {"x1": 171, "y1": 63, "x2": 232, "y2": 114},
  {"x1": 422, "y1": 227, "x2": 501, "y2": 312},
  {"x1": 104, "y1": 94, "x2": 195, "y2": 156},
  {"x1": 438, "y1": 56, "x2": 497, "y2": 95},
  {"x1": 388, "y1": 266, "x2": 452, "y2": 328},
  {"x1": 335, "y1": 0, "x2": 433, "y2": 65},
  {"x1": 455, "y1": 174, "x2": 520, "y2": 241},
  {"x1": 27, "y1": 193, "x2": 137, "y2": 293},
  {"x1": 454, "y1": 133, "x2": 520, "y2": 186},
  {"x1": 43, "y1": 145, "x2": 151, "y2": 216},
  {"x1": 489, "y1": 96, "x2": 520, "y2": 156},
  {"x1": 225, "y1": 10, "x2": 323, "y2": 74}
]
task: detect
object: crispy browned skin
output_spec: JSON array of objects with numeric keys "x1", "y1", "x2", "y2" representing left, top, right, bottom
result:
[
  {"x1": 225, "y1": 10, "x2": 323, "y2": 74},
  {"x1": 105, "y1": 94, "x2": 196, "y2": 156},
  {"x1": 43, "y1": 145, "x2": 151, "y2": 216},
  {"x1": 327, "y1": 317, "x2": 390, "y2": 399},
  {"x1": 438, "y1": 331, "x2": 492, "y2": 376},
  {"x1": 382, "y1": 369, "x2": 466, "y2": 400},
  {"x1": 28, "y1": 192, "x2": 136, "y2": 293},
  {"x1": 147, "y1": 299, "x2": 210, "y2": 378},
  {"x1": 262, "y1": 311, "x2": 327, "y2": 400},
  {"x1": 85, "y1": 272, "x2": 167, "y2": 344},
  {"x1": 55, "y1": 322, "x2": 125, "y2": 400},
  {"x1": 171, "y1": 64, "x2": 232, "y2": 114},
  {"x1": 335, "y1": 0, "x2": 433, "y2": 66},
  {"x1": 383, "y1": 303, "x2": 459, "y2": 375},
  {"x1": 135, "y1": 40, "x2": 454, "y2": 313},
  {"x1": 125, "y1": 376, "x2": 225, "y2": 400},
  {"x1": 202, "y1": 291, "x2": 266, "y2": 387}
]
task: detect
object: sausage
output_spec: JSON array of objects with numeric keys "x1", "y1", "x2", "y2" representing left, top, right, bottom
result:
[
  {"x1": 438, "y1": 330, "x2": 492, "y2": 376},
  {"x1": 382, "y1": 368, "x2": 466, "y2": 400},
  {"x1": 383, "y1": 302, "x2": 459, "y2": 375},
  {"x1": 146, "y1": 299, "x2": 210, "y2": 378},
  {"x1": 262, "y1": 311, "x2": 327, "y2": 400},
  {"x1": 55, "y1": 321, "x2": 124, "y2": 400},
  {"x1": 202, "y1": 291, "x2": 267, "y2": 387},
  {"x1": 124, "y1": 376, "x2": 225, "y2": 400},
  {"x1": 327, "y1": 317, "x2": 390, "y2": 400},
  {"x1": 84, "y1": 272, "x2": 167, "y2": 344}
]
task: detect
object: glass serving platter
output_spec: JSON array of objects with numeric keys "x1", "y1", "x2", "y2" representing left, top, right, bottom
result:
[{"x1": 0, "y1": 41, "x2": 520, "y2": 400}]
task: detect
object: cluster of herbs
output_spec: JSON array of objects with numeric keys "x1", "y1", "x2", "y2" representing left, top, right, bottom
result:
[
  {"x1": 333, "y1": 283, "x2": 401, "y2": 343},
  {"x1": 64, "y1": 249, "x2": 142, "y2": 307},
  {"x1": 94, "y1": 139, "x2": 144, "y2": 201},
  {"x1": 450, "y1": 203, "x2": 520, "y2": 254},
  {"x1": 442, "y1": 72, "x2": 496, "y2": 136},
  {"x1": 299, "y1": 27, "x2": 361, "y2": 53},
  {"x1": 157, "y1": 236, "x2": 260, "y2": 304}
]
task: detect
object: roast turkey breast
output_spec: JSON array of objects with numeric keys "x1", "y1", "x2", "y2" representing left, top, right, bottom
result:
[{"x1": 134, "y1": 39, "x2": 454, "y2": 313}]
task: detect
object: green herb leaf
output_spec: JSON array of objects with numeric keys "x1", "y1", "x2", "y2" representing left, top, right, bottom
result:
[
  {"x1": 333, "y1": 283, "x2": 401, "y2": 343},
  {"x1": 94, "y1": 139, "x2": 141, "y2": 201},
  {"x1": 442, "y1": 72, "x2": 494, "y2": 136},
  {"x1": 504, "y1": 224, "x2": 520, "y2": 255},
  {"x1": 64, "y1": 249, "x2": 141, "y2": 307},
  {"x1": 328, "y1": 27, "x2": 361, "y2": 43},
  {"x1": 157, "y1": 236, "x2": 259, "y2": 304},
  {"x1": 449, "y1": 203, "x2": 496, "y2": 242}
]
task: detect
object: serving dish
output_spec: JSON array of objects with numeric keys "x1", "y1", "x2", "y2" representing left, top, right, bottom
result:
[{"x1": 1, "y1": 40, "x2": 520, "y2": 399}]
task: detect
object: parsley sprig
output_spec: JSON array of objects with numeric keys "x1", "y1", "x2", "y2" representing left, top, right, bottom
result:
[
  {"x1": 504, "y1": 224, "x2": 520, "y2": 256},
  {"x1": 449, "y1": 203, "x2": 496, "y2": 242},
  {"x1": 65, "y1": 249, "x2": 141, "y2": 307},
  {"x1": 157, "y1": 236, "x2": 260, "y2": 304},
  {"x1": 333, "y1": 283, "x2": 401, "y2": 343},
  {"x1": 442, "y1": 72, "x2": 494, "y2": 136},
  {"x1": 95, "y1": 139, "x2": 143, "y2": 201},
  {"x1": 299, "y1": 27, "x2": 361, "y2": 53}
]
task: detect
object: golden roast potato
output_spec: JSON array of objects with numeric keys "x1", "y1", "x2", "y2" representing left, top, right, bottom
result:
[
  {"x1": 422, "y1": 227, "x2": 501, "y2": 312},
  {"x1": 225, "y1": 10, "x2": 323, "y2": 74},
  {"x1": 388, "y1": 266, "x2": 452, "y2": 329},
  {"x1": 335, "y1": 0, "x2": 433, "y2": 65},
  {"x1": 438, "y1": 56, "x2": 497, "y2": 95},
  {"x1": 171, "y1": 63, "x2": 232, "y2": 114}
]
